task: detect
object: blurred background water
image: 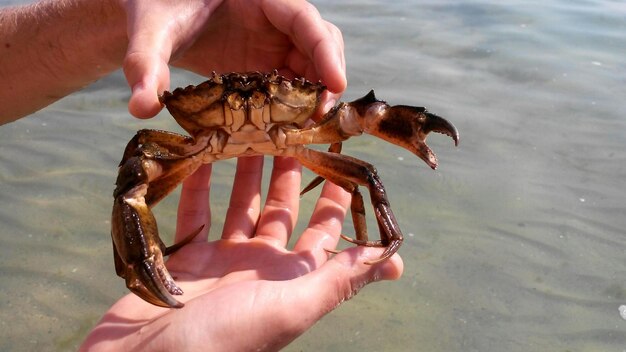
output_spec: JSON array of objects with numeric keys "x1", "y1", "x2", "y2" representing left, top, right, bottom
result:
[{"x1": 1, "y1": 0, "x2": 625, "y2": 351}]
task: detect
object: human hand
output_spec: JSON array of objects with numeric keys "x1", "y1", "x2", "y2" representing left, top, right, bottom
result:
[
  {"x1": 80, "y1": 156, "x2": 403, "y2": 351},
  {"x1": 122, "y1": 0, "x2": 346, "y2": 118}
]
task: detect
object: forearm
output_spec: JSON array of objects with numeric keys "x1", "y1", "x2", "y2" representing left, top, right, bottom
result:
[{"x1": 0, "y1": 0, "x2": 127, "y2": 124}]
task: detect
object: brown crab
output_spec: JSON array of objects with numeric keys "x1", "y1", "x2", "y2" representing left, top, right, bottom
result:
[{"x1": 111, "y1": 71, "x2": 459, "y2": 308}]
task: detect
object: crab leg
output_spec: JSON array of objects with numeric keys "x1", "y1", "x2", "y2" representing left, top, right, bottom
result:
[
  {"x1": 294, "y1": 148, "x2": 403, "y2": 262},
  {"x1": 300, "y1": 142, "x2": 342, "y2": 195},
  {"x1": 112, "y1": 185, "x2": 187, "y2": 308},
  {"x1": 119, "y1": 129, "x2": 197, "y2": 167},
  {"x1": 285, "y1": 90, "x2": 458, "y2": 262},
  {"x1": 112, "y1": 130, "x2": 208, "y2": 308},
  {"x1": 112, "y1": 185, "x2": 204, "y2": 308}
]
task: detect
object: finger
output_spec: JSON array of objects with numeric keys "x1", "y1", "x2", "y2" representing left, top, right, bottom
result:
[
  {"x1": 175, "y1": 164, "x2": 212, "y2": 243},
  {"x1": 124, "y1": 51, "x2": 170, "y2": 118},
  {"x1": 293, "y1": 181, "x2": 350, "y2": 266},
  {"x1": 222, "y1": 156, "x2": 264, "y2": 240},
  {"x1": 323, "y1": 20, "x2": 346, "y2": 81},
  {"x1": 307, "y1": 246, "x2": 404, "y2": 301},
  {"x1": 122, "y1": 4, "x2": 173, "y2": 118},
  {"x1": 320, "y1": 21, "x2": 345, "y2": 111},
  {"x1": 262, "y1": 1, "x2": 347, "y2": 93},
  {"x1": 271, "y1": 248, "x2": 403, "y2": 339},
  {"x1": 254, "y1": 157, "x2": 302, "y2": 246},
  {"x1": 281, "y1": 51, "x2": 340, "y2": 122},
  {"x1": 315, "y1": 246, "x2": 404, "y2": 289}
]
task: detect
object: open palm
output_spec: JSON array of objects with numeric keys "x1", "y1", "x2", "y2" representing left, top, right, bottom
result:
[{"x1": 81, "y1": 156, "x2": 403, "y2": 351}]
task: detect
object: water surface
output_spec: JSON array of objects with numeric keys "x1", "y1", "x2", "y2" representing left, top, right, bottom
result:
[{"x1": 0, "y1": 0, "x2": 625, "y2": 351}]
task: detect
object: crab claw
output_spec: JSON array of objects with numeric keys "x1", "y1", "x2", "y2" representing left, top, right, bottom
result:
[
  {"x1": 112, "y1": 184, "x2": 202, "y2": 308},
  {"x1": 123, "y1": 252, "x2": 184, "y2": 308},
  {"x1": 351, "y1": 90, "x2": 459, "y2": 169}
]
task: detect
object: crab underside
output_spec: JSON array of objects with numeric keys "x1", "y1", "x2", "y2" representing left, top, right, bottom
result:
[{"x1": 111, "y1": 70, "x2": 459, "y2": 308}]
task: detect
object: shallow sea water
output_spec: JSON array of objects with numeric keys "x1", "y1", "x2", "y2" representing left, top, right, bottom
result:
[{"x1": 1, "y1": 0, "x2": 626, "y2": 351}]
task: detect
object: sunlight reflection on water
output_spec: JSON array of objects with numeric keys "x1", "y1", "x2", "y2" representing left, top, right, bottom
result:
[{"x1": 1, "y1": 0, "x2": 625, "y2": 351}]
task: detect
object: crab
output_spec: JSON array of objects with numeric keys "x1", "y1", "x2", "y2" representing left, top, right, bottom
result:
[{"x1": 111, "y1": 70, "x2": 459, "y2": 308}]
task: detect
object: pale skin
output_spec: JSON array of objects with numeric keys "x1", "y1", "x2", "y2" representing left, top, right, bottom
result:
[
  {"x1": 83, "y1": 159, "x2": 403, "y2": 351},
  {"x1": 0, "y1": 0, "x2": 347, "y2": 122},
  {"x1": 0, "y1": 0, "x2": 404, "y2": 350}
]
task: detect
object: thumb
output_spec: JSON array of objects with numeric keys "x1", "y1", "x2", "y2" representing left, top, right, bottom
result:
[
  {"x1": 124, "y1": 50, "x2": 170, "y2": 118},
  {"x1": 296, "y1": 247, "x2": 404, "y2": 319},
  {"x1": 122, "y1": 8, "x2": 172, "y2": 118}
]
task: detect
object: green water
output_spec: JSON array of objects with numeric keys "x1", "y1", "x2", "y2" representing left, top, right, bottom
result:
[{"x1": 1, "y1": 0, "x2": 625, "y2": 351}]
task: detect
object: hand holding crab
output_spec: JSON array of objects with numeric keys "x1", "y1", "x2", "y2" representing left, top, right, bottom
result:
[
  {"x1": 121, "y1": 0, "x2": 346, "y2": 118},
  {"x1": 83, "y1": 159, "x2": 404, "y2": 351}
]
